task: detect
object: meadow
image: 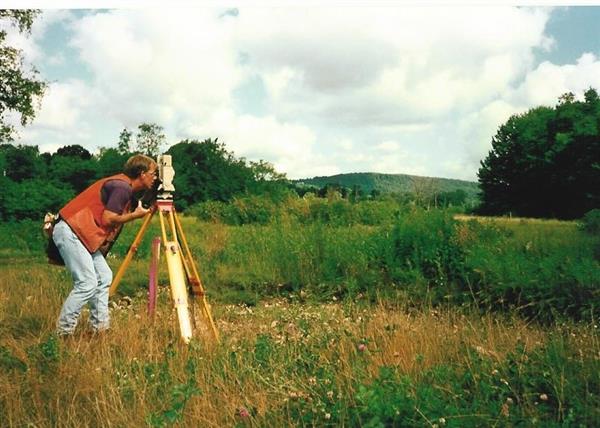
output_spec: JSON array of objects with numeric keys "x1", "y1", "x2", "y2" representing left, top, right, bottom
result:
[{"x1": 0, "y1": 202, "x2": 598, "y2": 427}]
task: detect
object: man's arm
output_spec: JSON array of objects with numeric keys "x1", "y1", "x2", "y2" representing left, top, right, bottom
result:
[{"x1": 102, "y1": 201, "x2": 149, "y2": 227}]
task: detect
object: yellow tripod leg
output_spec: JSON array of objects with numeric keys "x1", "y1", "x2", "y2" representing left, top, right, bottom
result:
[
  {"x1": 164, "y1": 241, "x2": 193, "y2": 344},
  {"x1": 109, "y1": 209, "x2": 155, "y2": 297},
  {"x1": 173, "y1": 210, "x2": 220, "y2": 342},
  {"x1": 159, "y1": 209, "x2": 193, "y2": 344}
]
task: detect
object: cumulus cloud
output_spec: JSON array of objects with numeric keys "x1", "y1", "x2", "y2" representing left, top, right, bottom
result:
[{"x1": 10, "y1": 6, "x2": 600, "y2": 180}]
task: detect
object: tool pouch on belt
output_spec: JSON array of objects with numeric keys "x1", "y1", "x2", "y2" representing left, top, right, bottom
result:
[{"x1": 43, "y1": 213, "x2": 65, "y2": 266}]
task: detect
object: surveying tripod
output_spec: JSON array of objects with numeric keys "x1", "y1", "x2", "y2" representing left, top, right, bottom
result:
[{"x1": 108, "y1": 156, "x2": 219, "y2": 344}]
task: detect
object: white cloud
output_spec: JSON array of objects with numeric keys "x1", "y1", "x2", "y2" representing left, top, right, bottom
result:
[
  {"x1": 375, "y1": 141, "x2": 400, "y2": 153},
  {"x1": 515, "y1": 53, "x2": 600, "y2": 106},
  {"x1": 33, "y1": 80, "x2": 89, "y2": 129},
  {"x1": 9, "y1": 6, "x2": 600, "y2": 181}
]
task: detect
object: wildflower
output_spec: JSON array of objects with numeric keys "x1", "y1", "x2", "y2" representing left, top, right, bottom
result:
[
  {"x1": 357, "y1": 343, "x2": 367, "y2": 352},
  {"x1": 327, "y1": 390, "x2": 334, "y2": 399},
  {"x1": 540, "y1": 393, "x2": 548, "y2": 401},
  {"x1": 238, "y1": 406, "x2": 250, "y2": 418},
  {"x1": 438, "y1": 417, "x2": 446, "y2": 425},
  {"x1": 324, "y1": 413, "x2": 331, "y2": 420}
]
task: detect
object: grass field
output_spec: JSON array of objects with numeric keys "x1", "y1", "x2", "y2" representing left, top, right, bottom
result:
[{"x1": 0, "y1": 212, "x2": 598, "y2": 426}]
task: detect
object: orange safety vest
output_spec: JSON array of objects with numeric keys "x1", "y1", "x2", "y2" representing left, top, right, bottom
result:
[{"x1": 59, "y1": 174, "x2": 132, "y2": 253}]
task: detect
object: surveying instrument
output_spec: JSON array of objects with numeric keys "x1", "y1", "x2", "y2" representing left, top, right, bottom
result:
[{"x1": 108, "y1": 155, "x2": 219, "y2": 344}]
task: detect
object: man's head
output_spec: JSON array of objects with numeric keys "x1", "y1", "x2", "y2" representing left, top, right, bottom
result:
[
  {"x1": 124, "y1": 154, "x2": 157, "y2": 179},
  {"x1": 124, "y1": 154, "x2": 158, "y2": 191}
]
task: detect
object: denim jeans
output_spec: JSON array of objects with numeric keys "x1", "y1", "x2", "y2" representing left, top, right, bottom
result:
[{"x1": 53, "y1": 220, "x2": 112, "y2": 335}]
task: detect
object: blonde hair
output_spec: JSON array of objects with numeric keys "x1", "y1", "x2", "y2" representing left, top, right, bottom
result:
[{"x1": 123, "y1": 154, "x2": 156, "y2": 179}]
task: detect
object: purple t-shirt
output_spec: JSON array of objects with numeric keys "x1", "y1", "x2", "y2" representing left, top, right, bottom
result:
[{"x1": 101, "y1": 179, "x2": 132, "y2": 214}]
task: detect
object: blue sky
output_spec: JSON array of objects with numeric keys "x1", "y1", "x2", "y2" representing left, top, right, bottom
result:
[{"x1": 5, "y1": 4, "x2": 600, "y2": 180}]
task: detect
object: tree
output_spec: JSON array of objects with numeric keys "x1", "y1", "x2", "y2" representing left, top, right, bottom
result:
[
  {"x1": 95, "y1": 147, "x2": 128, "y2": 178},
  {"x1": 135, "y1": 123, "x2": 165, "y2": 157},
  {"x1": 0, "y1": 178, "x2": 74, "y2": 221},
  {"x1": 55, "y1": 144, "x2": 92, "y2": 160},
  {"x1": 48, "y1": 153, "x2": 96, "y2": 193},
  {"x1": 478, "y1": 89, "x2": 600, "y2": 219},
  {"x1": 117, "y1": 128, "x2": 133, "y2": 155},
  {"x1": 437, "y1": 189, "x2": 467, "y2": 207},
  {"x1": 0, "y1": 10, "x2": 46, "y2": 142},
  {"x1": 246, "y1": 159, "x2": 290, "y2": 200},
  {"x1": 166, "y1": 138, "x2": 255, "y2": 210},
  {"x1": 0, "y1": 143, "x2": 46, "y2": 181},
  {"x1": 411, "y1": 176, "x2": 439, "y2": 209}
]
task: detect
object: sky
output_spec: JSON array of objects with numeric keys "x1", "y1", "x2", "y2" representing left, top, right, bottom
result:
[{"x1": 4, "y1": 3, "x2": 600, "y2": 181}]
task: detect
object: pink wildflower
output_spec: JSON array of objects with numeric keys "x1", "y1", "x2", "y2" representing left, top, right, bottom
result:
[
  {"x1": 238, "y1": 406, "x2": 250, "y2": 418},
  {"x1": 358, "y1": 343, "x2": 367, "y2": 352}
]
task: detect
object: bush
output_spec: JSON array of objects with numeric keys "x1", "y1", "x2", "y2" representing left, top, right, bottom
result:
[
  {"x1": 388, "y1": 209, "x2": 466, "y2": 303},
  {"x1": 187, "y1": 193, "x2": 406, "y2": 227},
  {"x1": 464, "y1": 220, "x2": 600, "y2": 322},
  {"x1": 580, "y1": 209, "x2": 600, "y2": 235},
  {"x1": 0, "y1": 178, "x2": 75, "y2": 221}
]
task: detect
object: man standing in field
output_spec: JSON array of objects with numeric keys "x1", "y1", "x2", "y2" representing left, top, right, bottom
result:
[{"x1": 53, "y1": 154, "x2": 158, "y2": 336}]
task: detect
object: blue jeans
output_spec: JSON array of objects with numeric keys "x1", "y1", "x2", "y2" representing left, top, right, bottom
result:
[{"x1": 53, "y1": 220, "x2": 112, "y2": 335}]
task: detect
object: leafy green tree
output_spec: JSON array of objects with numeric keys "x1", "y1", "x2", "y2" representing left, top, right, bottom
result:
[
  {"x1": 55, "y1": 144, "x2": 92, "y2": 160},
  {"x1": 478, "y1": 89, "x2": 600, "y2": 219},
  {"x1": 95, "y1": 147, "x2": 128, "y2": 178},
  {"x1": 437, "y1": 189, "x2": 467, "y2": 207},
  {"x1": 0, "y1": 178, "x2": 74, "y2": 220},
  {"x1": 246, "y1": 159, "x2": 291, "y2": 200},
  {"x1": 0, "y1": 10, "x2": 46, "y2": 142},
  {"x1": 48, "y1": 153, "x2": 96, "y2": 193},
  {"x1": 166, "y1": 138, "x2": 254, "y2": 210},
  {"x1": 135, "y1": 123, "x2": 165, "y2": 157},
  {"x1": 0, "y1": 143, "x2": 46, "y2": 181},
  {"x1": 117, "y1": 128, "x2": 133, "y2": 155}
]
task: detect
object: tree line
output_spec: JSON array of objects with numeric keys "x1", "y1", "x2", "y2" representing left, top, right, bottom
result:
[
  {"x1": 478, "y1": 89, "x2": 600, "y2": 219},
  {"x1": 0, "y1": 131, "x2": 290, "y2": 221}
]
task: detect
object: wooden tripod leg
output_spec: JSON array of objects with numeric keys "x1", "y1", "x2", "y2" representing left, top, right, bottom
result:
[
  {"x1": 173, "y1": 210, "x2": 220, "y2": 342},
  {"x1": 109, "y1": 209, "x2": 155, "y2": 297},
  {"x1": 159, "y1": 208, "x2": 193, "y2": 344}
]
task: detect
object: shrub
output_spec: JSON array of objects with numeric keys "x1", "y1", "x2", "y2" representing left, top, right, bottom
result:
[
  {"x1": 187, "y1": 193, "x2": 406, "y2": 227},
  {"x1": 388, "y1": 209, "x2": 466, "y2": 303},
  {"x1": 580, "y1": 209, "x2": 600, "y2": 235},
  {"x1": 464, "y1": 220, "x2": 600, "y2": 322}
]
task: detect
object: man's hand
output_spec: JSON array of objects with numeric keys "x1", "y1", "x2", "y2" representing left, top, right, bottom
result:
[
  {"x1": 102, "y1": 200, "x2": 149, "y2": 226},
  {"x1": 132, "y1": 200, "x2": 150, "y2": 219}
]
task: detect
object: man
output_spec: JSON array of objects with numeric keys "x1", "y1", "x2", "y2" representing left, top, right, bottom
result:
[{"x1": 53, "y1": 154, "x2": 158, "y2": 336}]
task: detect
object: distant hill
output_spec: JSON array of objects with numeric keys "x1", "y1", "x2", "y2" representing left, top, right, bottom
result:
[{"x1": 293, "y1": 172, "x2": 480, "y2": 201}]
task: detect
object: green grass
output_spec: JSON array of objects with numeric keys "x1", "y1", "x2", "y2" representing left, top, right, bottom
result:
[{"x1": 0, "y1": 208, "x2": 598, "y2": 426}]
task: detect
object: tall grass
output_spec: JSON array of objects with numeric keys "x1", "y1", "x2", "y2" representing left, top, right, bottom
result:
[
  {"x1": 3, "y1": 206, "x2": 597, "y2": 320},
  {"x1": 1, "y1": 277, "x2": 598, "y2": 426},
  {"x1": 1, "y1": 206, "x2": 598, "y2": 426}
]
